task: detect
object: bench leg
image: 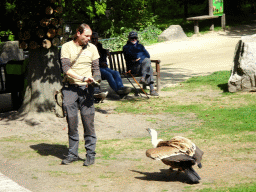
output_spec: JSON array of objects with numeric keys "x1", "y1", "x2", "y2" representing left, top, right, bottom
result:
[
  {"x1": 221, "y1": 14, "x2": 226, "y2": 31},
  {"x1": 210, "y1": 20, "x2": 214, "y2": 31},
  {"x1": 194, "y1": 21, "x2": 199, "y2": 34},
  {"x1": 156, "y1": 76, "x2": 160, "y2": 92},
  {"x1": 210, "y1": 22, "x2": 214, "y2": 31}
]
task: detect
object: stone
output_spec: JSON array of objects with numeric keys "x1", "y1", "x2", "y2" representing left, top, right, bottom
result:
[
  {"x1": 228, "y1": 34, "x2": 256, "y2": 92},
  {"x1": 158, "y1": 25, "x2": 188, "y2": 42},
  {"x1": 0, "y1": 41, "x2": 24, "y2": 64}
]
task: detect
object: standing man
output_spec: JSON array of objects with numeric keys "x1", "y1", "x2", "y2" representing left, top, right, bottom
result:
[
  {"x1": 123, "y1": 31, "x2": 158, "y2": 96},
  {"x1": 60, "y1": 23, "x2": 100, "y2": 166}
]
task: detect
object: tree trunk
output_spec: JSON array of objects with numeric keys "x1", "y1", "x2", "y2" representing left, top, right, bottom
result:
[
  {"x1": 184, "y1": 0, "x2": 188, "y2": 19},
  {"x1": 18, "y1": 46, "x2": 62, "y2": 117}
]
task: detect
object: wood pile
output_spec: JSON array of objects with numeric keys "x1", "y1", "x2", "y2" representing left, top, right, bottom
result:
[{"x1": 17, "y1": 0, "x2": 63, "y2": 50}]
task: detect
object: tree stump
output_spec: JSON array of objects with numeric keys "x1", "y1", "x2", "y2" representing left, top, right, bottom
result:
[{"x1": 228, "y1": 34, "x2": 256, "y2": 92}]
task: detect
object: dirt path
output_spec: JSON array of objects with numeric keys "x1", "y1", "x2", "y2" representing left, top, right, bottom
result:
[{"x1": 0, "y1": 24, "x2": 256, "y2": 192}]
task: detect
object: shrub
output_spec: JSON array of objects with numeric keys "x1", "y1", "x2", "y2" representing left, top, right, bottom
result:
[{"x1": 101, "y1": 25, "x2": 162, "y2": 51}]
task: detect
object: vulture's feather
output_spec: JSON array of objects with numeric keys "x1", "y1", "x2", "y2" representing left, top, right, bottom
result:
[{"x1": 146, "y1": 128, "x2": 204, "y2": 183}]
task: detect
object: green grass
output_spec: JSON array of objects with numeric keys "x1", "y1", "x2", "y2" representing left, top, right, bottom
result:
[
  {"x1": 162, "y1": 70, "x2": 231, "y2": 91},
  {"x1": 198, "y1": 183, "x2": 256, "y2": 192},
  {"x1": 115, "y1": 71, "x2": 256, "y2": 142}
]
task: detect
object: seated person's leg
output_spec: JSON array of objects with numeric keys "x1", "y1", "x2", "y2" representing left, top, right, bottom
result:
[
  {"x1": 141, "y1": 58, "x2": 158, "y2": 96},
  {"x1": 141, "y1": 58, "x2": 154, "y2": 84},
  {"x1": 100, "y1": 68, "x2": 119, "y2": 92},
  {"x1": 129, "y1": 64, "x2": 142, "y2": 76},
  {"x1": 104, "y1": 68, "x2": 123, "y2": 90},
  {"x1": 101, "y1": 68, "x2": 131, "y2": 96}
]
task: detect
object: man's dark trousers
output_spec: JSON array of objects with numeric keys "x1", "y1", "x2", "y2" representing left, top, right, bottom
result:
[{"x1": 62, "y1": 85, "x2": 97, "y2": 158}]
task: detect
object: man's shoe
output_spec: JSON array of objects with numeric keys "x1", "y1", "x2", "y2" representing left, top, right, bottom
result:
[
  {"x1": 150, "y1": 90, "x2": 159, "y2": 96},
  {"x1": 94, "y1": 91, "x2": 108, "y2": 99},
  {"x1": 94, "y1": 91, "x2": 108, "y2": 103},
  {"x1": 117, "y1": 87, "x2": 132, "y2": 95},
  {"x1": 61, "y1": 155, "x2": 78, "y2": 165},
  {"x1": 83, "y1": 156, "x2": 95, "y2": 166}
]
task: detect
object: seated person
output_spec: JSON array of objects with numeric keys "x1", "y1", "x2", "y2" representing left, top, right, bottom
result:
[
  {"x1": 91, "y1": 32, "x2": 131, "y2": 97},
  {"x1": 123, "y1": 31, "x2": 158, "y2": 96}
]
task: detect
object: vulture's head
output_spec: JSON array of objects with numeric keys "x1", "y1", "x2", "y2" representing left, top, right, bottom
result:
[
  {"x1": 146, "y1": 128, "x2": 162, "y2": 148},
  {"x1": 146, "y1": 128, "x2": 157, "y2": 136}
]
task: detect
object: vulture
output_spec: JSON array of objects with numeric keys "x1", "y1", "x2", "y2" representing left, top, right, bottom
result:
[{"x1": 146, "y1": 128, "x2": 204, "y2": 183}]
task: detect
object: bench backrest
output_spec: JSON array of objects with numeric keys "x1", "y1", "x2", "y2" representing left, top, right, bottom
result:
[{"x1": 107, "y1": 51, "x2": 127, "y2": 75}]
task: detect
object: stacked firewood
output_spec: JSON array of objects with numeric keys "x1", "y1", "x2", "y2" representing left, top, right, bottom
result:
[{"x1": 17, "y1": 0, "x2": 63, "y2": 50}]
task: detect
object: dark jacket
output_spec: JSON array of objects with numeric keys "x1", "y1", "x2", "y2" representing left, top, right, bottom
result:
[
  {"x1": 95, "y1": 42, "x2": 108, "y2": 66},
  {"x1": 123, "y1": 41, "x2": 150, "y2": 71}
]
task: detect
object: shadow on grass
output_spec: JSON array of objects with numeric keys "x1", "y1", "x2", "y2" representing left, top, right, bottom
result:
[
  {"x1": 130, "y1": 169, "x2": 198, "y2": 184},
  {"x1": 30, "y1": 143, "x2": 69, "y2": 160},
  {"x1": 218, "y1": 83, "x2": 229, "y2": 92}
]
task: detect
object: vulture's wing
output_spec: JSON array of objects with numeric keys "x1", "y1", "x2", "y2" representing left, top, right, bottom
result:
[
  {"x1": 162, "y1": 154, "x2": 195, "y2": 162},
  {"x1": 146, "y1": 146, "x2": 181, "y2": 160},
  {"x1": 157, "y1": 136, "x2": 196, "y2": 156}
]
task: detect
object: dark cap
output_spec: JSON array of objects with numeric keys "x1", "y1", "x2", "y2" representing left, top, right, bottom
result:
[
  {"x1": 92, "y1": 32, "x2": 99, "y2": 38},
  {"x1": 128, "y1": 31, "x2": 138, "y2": 39}
]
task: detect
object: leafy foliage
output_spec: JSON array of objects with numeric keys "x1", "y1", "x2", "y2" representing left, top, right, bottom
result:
[{"x1": 101, "y1": 25, "x2": 162, "y2": 51}]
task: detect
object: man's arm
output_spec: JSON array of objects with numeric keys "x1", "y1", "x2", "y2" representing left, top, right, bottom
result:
[
  {"x1": 61, "y1": 58, "x2": 93, "y2": 83},
  {"x1": 91, "y1": 58, "x2": 101, "y2": 82},
  {"x1": 142, "y1": 45, "x2": 150, "y2": 58},
  {"x1": 123, "y1": 45, "x2": 140, "y2": 62}
]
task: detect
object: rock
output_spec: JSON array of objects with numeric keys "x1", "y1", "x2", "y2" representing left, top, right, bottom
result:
[
  {"x1": 0, "y1": 41, "x2": 24, "y2": 64},
  {"x1": 158, "y1": 25, "x2": 188, "y2": 42},
  {"x1": 228, "y1": 34, "x2": 256, "y2": 92}
]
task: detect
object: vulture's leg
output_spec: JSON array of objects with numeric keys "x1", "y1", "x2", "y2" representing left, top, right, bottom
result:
[
  {"x1": 190, "y1": 167, "x2": 201, "y2": 180},
  {"x1": 185, "y1": 168, "x2": 200, "y2": 183},
  {"x1": 169, "y1": 167, "x2": 174, "y2": 172},
  {"x1": 174, "y1": 168, "x2": 182, "y2": 180}
]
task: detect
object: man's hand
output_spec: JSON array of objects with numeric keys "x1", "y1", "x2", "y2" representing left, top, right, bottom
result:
[
  {"x1": 83, "y1": 77, "x2": 94, "y2": 83},
  {"x1": 132, "y1": 58, "x2": 141, "y2": 62}
]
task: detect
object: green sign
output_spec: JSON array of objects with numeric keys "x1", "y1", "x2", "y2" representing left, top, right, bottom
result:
[{"x1": 213, "y1": 0, "x2": 224, "y2": 16}]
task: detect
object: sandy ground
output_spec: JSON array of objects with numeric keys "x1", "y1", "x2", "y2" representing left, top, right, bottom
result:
[{"x1": 0, "y1": 23, "x2": 256, "y2": 192}]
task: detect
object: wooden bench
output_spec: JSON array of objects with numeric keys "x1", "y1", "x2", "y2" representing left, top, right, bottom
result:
[
  {"x1": 107, "y1": 51, "x2": 161, "y2": 92},
  {"x1": 187, "y1": 15, "x2": 219, "y2": 34}
]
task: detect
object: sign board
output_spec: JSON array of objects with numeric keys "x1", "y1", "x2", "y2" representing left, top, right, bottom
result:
[{"x1": 213, "y1": 0, "x2": 224, "y2": 16}]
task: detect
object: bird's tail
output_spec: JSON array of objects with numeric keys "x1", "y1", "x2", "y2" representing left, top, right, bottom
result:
[{"x1": 185, "y1": 167, "x2": 201, "y2": 183}]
